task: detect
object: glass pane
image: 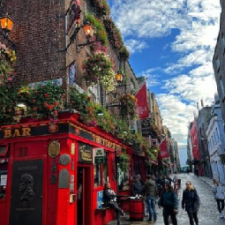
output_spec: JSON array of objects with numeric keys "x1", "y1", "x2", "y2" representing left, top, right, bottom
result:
[
  {"x1": 0, "y1": 160, "x2": 8, "y2": 199},
  {"x1": 117, "y1": 164, "x2": 129, "y2": 192},
  {"x1": 103, "y1": 155, "x2": 108, "y2": 185},
  {"x1": 94, "y1": 164, "x2": 101, "y2": 187}
]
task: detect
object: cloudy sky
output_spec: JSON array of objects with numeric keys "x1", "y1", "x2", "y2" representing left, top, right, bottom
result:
[{"x1": 109, "y1": 0, "x2": 221, "y2": 165}]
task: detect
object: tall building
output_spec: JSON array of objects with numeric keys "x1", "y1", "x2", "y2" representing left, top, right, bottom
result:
[
  {"x1": 213, "y1": 0, "x2": 225, "y2": 125},
  {"x1": 206, "y1": 95, "x2": 225, "y2": 184}
]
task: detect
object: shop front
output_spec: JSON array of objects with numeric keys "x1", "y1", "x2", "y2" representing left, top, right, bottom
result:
[{"x1": 0, "y1": 113, "x2": 131, "y2": 225}]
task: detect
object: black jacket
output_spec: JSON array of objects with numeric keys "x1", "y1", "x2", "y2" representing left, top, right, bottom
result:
[
  {"x1": 131, "y1": 181, "x2": 142, "y2": 196},
  {"x1": 182, "y1": 189, "x2": 200, "y2": 212}
]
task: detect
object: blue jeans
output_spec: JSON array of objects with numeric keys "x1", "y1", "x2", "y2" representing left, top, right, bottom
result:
[{"x1": 146, "y1": 196, "x2": 157, "y2": 220}]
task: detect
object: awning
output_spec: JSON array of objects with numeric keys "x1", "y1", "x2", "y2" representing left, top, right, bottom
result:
[{"x1": 149, "y1": 159, "x2": 158, "y2": 165}]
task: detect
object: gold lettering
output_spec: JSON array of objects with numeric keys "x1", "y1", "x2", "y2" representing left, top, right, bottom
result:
[
  {"x1": 4, "y1": 130, "x2": 12, "y2": 138},
  {"x1": 13, "y1": 129, "x2": 21, "y2": 137},
  {"x1": 22, "y1": 128, "x2": 31, "y2": 136}
]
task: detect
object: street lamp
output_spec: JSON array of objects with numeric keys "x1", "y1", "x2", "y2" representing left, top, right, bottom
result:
[
  {"x1": 82, "y1": 22, "x2": 94, "y2": 38},
  {"x1": 0, "y1": 15, "x2": 14, "y2": 33},
  {"x1": 115, "y1": 71, "x2": 123, "y2": 83},
  {"x1": 0, "y1": 14, "x2": 16, "y2": 49}
]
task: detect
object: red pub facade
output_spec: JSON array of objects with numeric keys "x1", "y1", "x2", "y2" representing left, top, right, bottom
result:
[{"x1": 0, "y1": 113, "x2": 137, "y2": 225}]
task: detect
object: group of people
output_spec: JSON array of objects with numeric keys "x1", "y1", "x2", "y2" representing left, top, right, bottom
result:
[{"x1": 103, "y1": 174, "x2": 225, "y2": 225}]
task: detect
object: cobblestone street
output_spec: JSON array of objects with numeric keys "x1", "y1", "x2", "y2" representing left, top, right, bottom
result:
[{"x1": 108, "y1": 173, "x2": 223, "y2": 225}]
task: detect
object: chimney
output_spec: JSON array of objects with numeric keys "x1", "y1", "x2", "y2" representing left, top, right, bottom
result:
[
  {"x1": 201, "y1": 99, "x2": 204, "y2": 107},
  {"x1": 196, "y1": 102, "x2": 199, "y2": 110}
]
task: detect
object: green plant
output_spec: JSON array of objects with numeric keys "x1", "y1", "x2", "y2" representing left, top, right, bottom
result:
[
  {"x1": 119, "y1": 94, "x2": 137, "y2": 119},
  {"x1": 104, "y1": 17, "x2": 123, "y2": 49},
  {"x1": 0, "y1": 43, "x2": 16, "y2": 85},
  {"x1": 84, "y1": 13, "x2": 108, "y2": 46},
  {"x1": 119, "y1": 46, "x2": 130, "y2": 60},
  {"x1": 17, "y1": 82, "x2": 65, "y2": 119},
  {"x1": 0, "y1": 85, "x2": 17, "y2": 125},
  {"x1": 94, "y1": 0, "x2": 111, "y2": 16},
  {"x1": 82, "y1": 52, "x2": 116, "y2": 92}
]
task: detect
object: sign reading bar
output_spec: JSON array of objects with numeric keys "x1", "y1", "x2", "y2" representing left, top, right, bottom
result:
[{"x1": 141, "y1": 118, "x2": 151, "y2": 136}]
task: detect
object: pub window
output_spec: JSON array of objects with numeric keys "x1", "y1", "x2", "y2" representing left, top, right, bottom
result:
[
  {"x1": 103, "y1": 153, "x2": 108, "y2": 185},
  {"x1": 116, "y1": 153, "x2": 130, "y2": 192},
  {"x1": 94, "y1": 164, "x2": 101, "y2": 187},
  {"x1": 69, "y1": 61, "x2": 76, "y2": 86}
]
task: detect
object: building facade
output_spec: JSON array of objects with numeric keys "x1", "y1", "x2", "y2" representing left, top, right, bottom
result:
[
  {"x1": 196, "y1": 106, "x2": 212, "y2": 177},
  {"x1": 206, "y1": 96, "x2": 225, "y2": 184}
]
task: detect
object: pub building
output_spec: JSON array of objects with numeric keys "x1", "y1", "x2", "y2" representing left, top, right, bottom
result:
[{"x1": 0, "y1": 112, "x2": 137, "y2": 225}]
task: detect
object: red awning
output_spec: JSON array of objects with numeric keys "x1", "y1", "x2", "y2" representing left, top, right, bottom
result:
[{"x1": 149, "y1": 159, "x2": 158, "y2": 165}]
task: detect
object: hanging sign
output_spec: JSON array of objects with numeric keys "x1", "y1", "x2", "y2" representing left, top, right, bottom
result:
[
  {"x1": 93, "y1": 148, "x2": 105, "y2": 164},
  {"x1": 141, "y1": 118, "x2": 151, "y2": 136}
]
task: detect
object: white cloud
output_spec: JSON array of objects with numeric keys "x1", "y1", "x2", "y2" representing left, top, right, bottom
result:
[
  {"x1": 125, "y1": 39, "x2": 148, "y2": 54},
  {"x1": 110, "y1": 0, "x2": 221, "y2": 151}
]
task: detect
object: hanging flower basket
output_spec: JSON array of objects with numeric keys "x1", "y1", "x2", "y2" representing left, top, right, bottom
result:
[
  {"x1": 119, "y1": 46, "x2": 130, "y2": 61},
  {"x1": 82, "y1": 52, "x2": 116, "y2": 92},
  {"x1": 119, "y1": 94, "x2": 137, "y2": 119}
]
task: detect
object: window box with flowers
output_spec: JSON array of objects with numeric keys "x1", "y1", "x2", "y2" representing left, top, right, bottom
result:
[
  {"x1": 82, "y1": 51, "x2": 116, "y2": 92},
  {"x1": 119, "y1": 94, "x2": 137, "y2": 120}
]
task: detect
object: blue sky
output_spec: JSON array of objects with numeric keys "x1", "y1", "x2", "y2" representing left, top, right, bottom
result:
[{"x1": 108, "y1": 0, "x2": 221, "y2": 165}]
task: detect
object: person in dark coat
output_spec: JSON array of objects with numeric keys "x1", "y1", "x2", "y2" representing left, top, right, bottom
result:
[
  {"x1": 158, "y1": 181, "x2": 178, "y2": 225},
  {"x1": 103, "y1": 182, "x2": 125, "y2": 216},
  {"x1": 131, "y1": 175, "x2": 142, "y2": 196},
  {"x1": 182, "y1": 181, "x2": 200, "y2": 225}
]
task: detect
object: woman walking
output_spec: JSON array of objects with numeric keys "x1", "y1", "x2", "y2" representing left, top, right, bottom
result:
[
  {"x1": 158, "y1": 181, "x2": 178, "y2": 225},
  {"x1": 182, "y1": 181, "x2": 200, "y2": 225},
  {"x1": 211, "y1": 179, "x2": 225, "y2": 218}
]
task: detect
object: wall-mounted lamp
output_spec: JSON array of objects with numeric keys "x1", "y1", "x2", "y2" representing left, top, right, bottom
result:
[
  {"x1": 0, "y1": 15, "x2": 14, "y2": 33},
  {"x1": 115, "y1": 71, "x2": 123, "y2": 83},
  {"x1": 76, "y1": 22, "x2": 97, "y2": 52},
  {"x1": 0, "y1": 14, "x2": 16, "y2": 49}
]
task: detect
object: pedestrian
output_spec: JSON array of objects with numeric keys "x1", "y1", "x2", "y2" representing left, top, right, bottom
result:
[
  {"x1": 211, "y1": 179, "x2": 225, "y2": 218},
  {"x1": 103, "y1": 182, "x2": 125, "y2": 216},
  {"x1": 131, "y1": 175, "x2": 142, "y2": 196},
  {"x1": 158, "y1": 181, "x2": 178, "y2": 225},
  {"x1": 182, "y1": 181, "x2": 200, "y2": 225},
  {"x1": 143, "y1": 175, "x2": 158, "y2": 222}
]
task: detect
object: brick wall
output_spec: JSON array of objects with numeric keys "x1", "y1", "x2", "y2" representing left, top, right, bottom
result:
[
  {"x1": 3, "y1": 0, "x2": 139, "y2": 108},
  {"x1": 3, "y1": 0, "x2": 66, "y2": 86}
]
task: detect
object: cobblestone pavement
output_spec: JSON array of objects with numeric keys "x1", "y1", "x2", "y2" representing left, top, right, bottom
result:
[{"x1": 107, "y1": 173, "x2": 224, "y2": 225}]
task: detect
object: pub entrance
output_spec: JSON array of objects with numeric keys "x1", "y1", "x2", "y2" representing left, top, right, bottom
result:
[{"x1": 77, "y1": 165, "x2": 92, "y2": 225}]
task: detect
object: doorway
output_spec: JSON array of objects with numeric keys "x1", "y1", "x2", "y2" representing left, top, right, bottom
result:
[{"x1": 77, "y1": 166, "x2": 92, "y2": 225}]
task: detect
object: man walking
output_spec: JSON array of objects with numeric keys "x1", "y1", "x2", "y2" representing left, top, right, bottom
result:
[{"x1": 143, "y1": 175, "x2": 158, "y2": 222}]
